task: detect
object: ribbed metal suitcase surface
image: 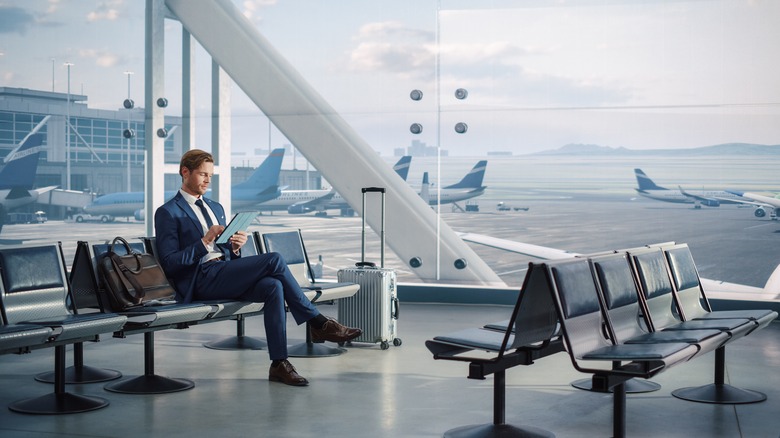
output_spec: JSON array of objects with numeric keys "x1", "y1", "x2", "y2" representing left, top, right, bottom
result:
[{"x1": 337, "y1": 267, "x2": 399, "y2": 349}]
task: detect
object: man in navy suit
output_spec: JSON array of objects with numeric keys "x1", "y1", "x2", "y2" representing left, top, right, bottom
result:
[{"x1": 155, "y1": 149, "x2": 361, "y2": 386}]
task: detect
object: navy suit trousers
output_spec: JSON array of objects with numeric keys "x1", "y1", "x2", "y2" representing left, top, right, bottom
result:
[{"x1": 194, "y1": 252, "x2": 319, "y2": 360}]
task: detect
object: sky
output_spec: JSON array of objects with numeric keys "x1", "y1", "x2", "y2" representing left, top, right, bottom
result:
[{"x1": 1, "y1": 0, "x2": 779, "y2": 163}]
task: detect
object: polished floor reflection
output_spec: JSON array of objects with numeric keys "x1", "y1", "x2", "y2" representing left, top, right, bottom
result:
[{"x1": 0, "y1": 303, "x2": 778, "y2": 437}]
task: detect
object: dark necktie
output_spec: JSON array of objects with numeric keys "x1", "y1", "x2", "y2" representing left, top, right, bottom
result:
[{"x1": 195, "y1": 199, "x2": 214, "y2": 229}]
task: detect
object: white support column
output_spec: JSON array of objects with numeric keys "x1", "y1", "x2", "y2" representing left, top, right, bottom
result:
[
  {"x1": 211, "y1": 60, "x2": 231, "y2": 215},
  {"x1": 145, "y1": 0, "x2": 166, "y2": 237},
  {"x1": 182, "y1": 28, "x2": 195, "y2": 151}
]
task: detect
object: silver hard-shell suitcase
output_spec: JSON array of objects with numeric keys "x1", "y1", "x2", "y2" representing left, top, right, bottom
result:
[{"x1": 337, "y1": 187, "x2": 401, "y2": 350}]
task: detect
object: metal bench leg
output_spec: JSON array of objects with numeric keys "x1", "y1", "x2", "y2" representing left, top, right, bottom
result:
[
  {"x1": 104, "y1": 332, "x2": 194, "y2": 394},
  {"x1": 9, "y1": 345, "x2": 109, "y2": 414},
  {"x1": 35, "y1": 341, "x2": 122, "y2": 384},
  {"x1": 672, "y1": 346, "x2": 766, "y2": 404},
  {"x1": 442, "y1": 370, "x2": 554, "y2": 438},
  {"x1": 203, "y1": 316, "x2": 267, "y2": 350},
  {"x1": 613, "y1": 382, "x2": 626, "y2": 438}
]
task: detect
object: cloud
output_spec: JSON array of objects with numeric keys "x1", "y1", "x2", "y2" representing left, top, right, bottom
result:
[
  {"x1": 86, "y1": 0, "x2": 124, "y2": 22},
  {"x1": 0, "y1": 5, "x2": 36, "y2": 34},
  {"x1": 346, "y1": 21, "x2": 631, "y2": 106},
  {"x1": 347, "y1": 21, "x2": 435, "y2": 79}
]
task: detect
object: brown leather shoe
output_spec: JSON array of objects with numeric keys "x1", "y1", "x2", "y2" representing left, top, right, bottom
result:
[
  {"x1": 269, "y1": 360, "x2": 309, "y2": 386},
  {"x1": 310, "y1": 317, "x2": 362, "y2": 343}
]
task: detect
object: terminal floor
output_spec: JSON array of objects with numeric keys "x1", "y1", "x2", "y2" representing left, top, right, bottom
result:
[{"x1": 0, "y1": 303, "x2": 778, "y2": 438}]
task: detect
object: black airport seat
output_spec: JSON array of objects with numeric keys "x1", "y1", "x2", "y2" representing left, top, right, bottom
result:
[
  {"x1": 629, "y1": 246, "x2": 768, "y2": 404},
  {"x1": 0, "y1": 243, "x2": 127, "y2": 414},
  {"x1": 70, "y1": 240, "x2": 212, "y2": 394},
  {"x1": 546, "y1": 257, "x2": 698, "y2": 438},
  {"x1": 426, "y1": 262, "x2": 563, "y2": 437},
  {"x1": 663, "y1": 243, "x2": 777, "y2": 329}
]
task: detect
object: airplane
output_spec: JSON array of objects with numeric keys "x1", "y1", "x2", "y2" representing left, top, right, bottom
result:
[
  {"x1": 725, "y1": 190, "x2": 780, "y2": 220},
  {"x1": 82, "y1": 148, "x2": 286, "y2": 221},
  {"x1": 457, "y1": 231, "x2": 780, "y2": 302},
  {"x1": 280, "y1": 157, "x2": 488, "y2": 216},
  {"x1": 422, "y1": 160, "x2": 488, "y2": 207},
  {"x1": 269, "y1": 156, "x2": 412, "y2": 216},
  {"x1": 634, "y1": 168, "x2": 748, "y2": 208},
  {"x1": 0, "y1": 134, "x2": 58, "y2": 231}
]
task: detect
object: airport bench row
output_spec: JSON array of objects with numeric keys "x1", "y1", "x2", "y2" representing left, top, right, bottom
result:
[
  {"x1": 0, "y1": 229, "x2": 358, "y2": 414},
  {"x1": 426, "y1": 242, "x2": 777, "y2": 438}
]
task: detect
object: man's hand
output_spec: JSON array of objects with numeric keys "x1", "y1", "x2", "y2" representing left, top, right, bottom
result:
[
  {"x1": 229, "y1": 231, "x2": 248, "y2": 254},
  {"x1": 202, "y1": 224, "x2": 225, "y2": 247}
]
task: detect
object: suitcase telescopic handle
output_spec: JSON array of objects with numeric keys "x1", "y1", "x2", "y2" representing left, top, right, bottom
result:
[{"x1": 360, "y1": 187, "x2": 386, "y2": 268}]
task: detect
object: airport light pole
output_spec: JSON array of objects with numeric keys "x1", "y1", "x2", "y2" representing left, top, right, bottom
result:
[
  {"x1": 64, "y1": 61, "x2": 74, "y2": 191},
  {"x1": 124, "y1": 71, "x2": 134, "y2": 191}
]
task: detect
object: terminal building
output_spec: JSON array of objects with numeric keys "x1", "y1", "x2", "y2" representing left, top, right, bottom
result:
[{"x1": 0, "y1": 87, "x2": 320, "y2": 219}]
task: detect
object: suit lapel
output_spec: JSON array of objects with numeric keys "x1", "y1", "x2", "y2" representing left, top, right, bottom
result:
[{"x1": 173, "y1": 192, "x2": 204, "y2": 236}]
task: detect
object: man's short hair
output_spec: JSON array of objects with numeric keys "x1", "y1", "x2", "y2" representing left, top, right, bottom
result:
[{"x1": 179, "y1": 149, "x2": 214, "y2": 178}]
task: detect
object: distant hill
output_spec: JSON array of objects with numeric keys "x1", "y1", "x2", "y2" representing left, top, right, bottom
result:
[{"x1": 533, "y1": 143, "x2": 780, "y2": 156}]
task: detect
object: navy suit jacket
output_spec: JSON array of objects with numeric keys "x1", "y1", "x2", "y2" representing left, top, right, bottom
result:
[{"x1": 154, "y1": 191, "x2": 239, "y2": 303}]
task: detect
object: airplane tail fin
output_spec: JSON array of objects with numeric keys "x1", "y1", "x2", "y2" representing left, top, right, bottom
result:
[
  {"x1": 420, "y1": 171, "x2": 430, "y2": 204},
  {"x1": 0, "y1": 134, "x2": 45, "y2": 190},
  {"x1": 393, "y1": 156, "x2": 412, "y2": 181},
  {"x1": 234, "y1": 148, "x2": 285, "y2": 190},
  {"x1": 634, "y1": 168, "x2": 666, "y2": 191},
  {"x1": 445, "y1": 160, "x2": 487, "y2": 189}
]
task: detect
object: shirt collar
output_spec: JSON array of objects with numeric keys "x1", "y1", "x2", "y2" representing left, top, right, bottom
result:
[{"x1": 179, "y1": 188, "x2": 201, "y2": 206}]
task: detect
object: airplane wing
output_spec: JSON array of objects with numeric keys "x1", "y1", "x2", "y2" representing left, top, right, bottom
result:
[
  {"x1": 33, "y1": 186, "x2": 58, "y2": 196},
  {"x1": 458, "y1": 231, "x2": 780, "y2": 301},
  {"x1": 678, "y1": 186, "x2": 722, "y2": 206},
  {"x1": 677, "y1": 185, "x2": 775, "y2": 210},
  {"x1": 726, "y1": 190, "x2": 780, "y2": 208},
  {"x1": 458, "y1": 232, "x2": 576, "y2": 260}
]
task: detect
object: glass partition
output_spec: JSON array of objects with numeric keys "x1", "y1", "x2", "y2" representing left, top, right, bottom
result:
[{"x1": 0, "y1": 1, "x2": 778, "y2": 293}]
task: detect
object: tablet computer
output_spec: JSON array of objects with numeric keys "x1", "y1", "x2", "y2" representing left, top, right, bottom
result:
[{"x1": 216, "y1": 211, "x2": 259, "y2": 244}]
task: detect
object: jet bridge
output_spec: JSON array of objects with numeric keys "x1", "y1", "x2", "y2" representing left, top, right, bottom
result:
[{"x1": 160, "y1": 0, "x2": 502, "y2": 285}]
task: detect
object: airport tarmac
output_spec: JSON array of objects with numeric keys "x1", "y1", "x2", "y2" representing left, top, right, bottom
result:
[{"x1": 1, "y1": 193, "x2": 776, "y2": 290}]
